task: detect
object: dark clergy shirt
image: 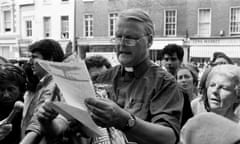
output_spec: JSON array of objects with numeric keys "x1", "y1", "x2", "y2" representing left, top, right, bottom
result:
[{"x1": 94, "y1": 58, "x2": 184, "y2": 140}]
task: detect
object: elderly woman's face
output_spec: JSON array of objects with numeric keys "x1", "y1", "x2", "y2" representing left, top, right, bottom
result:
[
  {"x1": 177, "y1": 69, "x2": 194, "y2": 90},
  {"x1": 207, "y1": 74, "x2": 238, "y2": 113}
]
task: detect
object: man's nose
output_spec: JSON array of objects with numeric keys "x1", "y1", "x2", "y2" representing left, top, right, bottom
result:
[
  {"x1": 211, "y1": 86, "x2": 220, "y2": 95},
  {"x1": 29, "y1": 58, "x2": 34, "y2": 65},
  {"x1": 118, "y1": 39, "x2": 126, "y2": 47},
  {"x1": 180, "y1": 78, "x2": 186, "y2": 82},
  {"x1": 3, "y1": 90, "x2": 10, "y2": 97},
  {"x1": 166, "y1": 61, "x2": 172, "y2": 65},
  {"x1": 117, "y1": 42, "x2": 127, "y2": 51},
  {"x1": 167, "y1": 59, "x2": 175, "y2": 63}
]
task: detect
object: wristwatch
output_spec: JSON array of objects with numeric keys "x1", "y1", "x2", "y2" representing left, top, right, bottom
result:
[{"x1": 124, "y1": 114, "x2": 136, "y2": 131}]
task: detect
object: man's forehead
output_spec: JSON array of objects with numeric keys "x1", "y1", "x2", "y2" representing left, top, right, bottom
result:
[{"x1": 116, "y1": 21, "x2": 146, "y2": 36}]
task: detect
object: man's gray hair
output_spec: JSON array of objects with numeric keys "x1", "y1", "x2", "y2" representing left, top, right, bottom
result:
[{"x1": 119, "y1": 8, "x2": 154, "y2": 36}]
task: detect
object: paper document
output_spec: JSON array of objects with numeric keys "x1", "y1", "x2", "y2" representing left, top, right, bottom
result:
[{"x1": 38, "y1": 59, "x2": 102, "y2": 137}]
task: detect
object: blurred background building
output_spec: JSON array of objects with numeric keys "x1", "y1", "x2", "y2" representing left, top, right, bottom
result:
[{"x1": 0, "y1": 0, "x2": 240, "y2": 65}]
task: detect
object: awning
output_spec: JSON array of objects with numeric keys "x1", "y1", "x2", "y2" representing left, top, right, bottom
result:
[
  {"x1": 150, "y1": 40, "x2": 184, "y2": 50},
  {"x1": 190, "y1": 46, "x2": 240, "y2": 58}
]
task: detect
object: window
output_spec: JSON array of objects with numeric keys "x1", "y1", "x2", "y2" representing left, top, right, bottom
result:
[
  {"x1": 230, "y1": 7, "x2": 240, "y2": 34},
  {"x1": 84, "y1": 14, "x2": 93, "y2": 37},
  {"x1": 0, "y1": 46, "x2": 10, "y2": 58},
  {"x1": 43, "y1": 17, "x2": 51, "y2": 37},
  {"x1": 61, "y1": 0, "x2": 69, "y2": 3},
  {"x1": 164, "y1": 10, "x2": 177, "y2": 36},
  {"x1": 61, "y1": 16, "x2": 69, "y2": 39},
  {"x1": 43, "y1": 0, "x2": 51, "y2": 4},
  {"x1": 3, "y1": 10, "x2": 11, "y2": 32},
  {"x1": 82, "y1": 0, "x2": 94, "y2": 2},
  {"x1": 109, "y1": 13, "x2": 118, "y2": 36},
  {"x1": 26, "y1": 20, "x2": 32, "y2": 37},
  {"x1": 198, "y1": 8, "x2": 211, "y2": 36}
]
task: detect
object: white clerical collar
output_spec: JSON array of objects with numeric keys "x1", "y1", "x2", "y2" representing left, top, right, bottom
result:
[{"x1": 124, "y1": 67, "x2": 134, "y2": 72}]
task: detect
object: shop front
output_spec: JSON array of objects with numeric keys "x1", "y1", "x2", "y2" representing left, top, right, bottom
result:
[
  {"x1": 0, "y1": 35, "x2": 19, "y2": 59},
  {"x1": 189, "y1": 37, "x2": 240, "y2": 65},
  {"x1": 76, "y1": 37, "x2": 115, "y2": 59}
]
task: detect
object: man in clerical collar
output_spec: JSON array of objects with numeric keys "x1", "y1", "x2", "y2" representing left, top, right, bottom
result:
[{"x1": 84, "y1": 8, "x2": 183, "y2": 144}]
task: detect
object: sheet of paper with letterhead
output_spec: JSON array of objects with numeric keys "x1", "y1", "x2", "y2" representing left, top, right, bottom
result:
[{"x1": 37, "y1": 59, "x2": 102, "y2": 137}]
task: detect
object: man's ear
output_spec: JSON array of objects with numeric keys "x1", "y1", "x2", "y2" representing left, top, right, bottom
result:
[{"x1": 147, "y1": 35, "x2": 153, "y2": 48}]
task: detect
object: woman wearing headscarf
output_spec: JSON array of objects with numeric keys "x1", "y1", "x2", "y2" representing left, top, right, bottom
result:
[{"x1": 211, "y1": 51, "x2": 233, "y2": 66}]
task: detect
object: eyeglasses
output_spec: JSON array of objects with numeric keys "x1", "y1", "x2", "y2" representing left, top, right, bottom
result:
[{"x1": 111, "y1": 35, "x2": 148, "y2": 47}]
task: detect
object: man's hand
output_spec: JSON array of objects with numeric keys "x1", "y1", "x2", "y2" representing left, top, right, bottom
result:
[
  {"x1": 0, "y1": 123, "x2": 12, "y2": 141},
  {"x1": 84, "y1": 97, "x2": 130, "y2": 130},
  {"x1": 36, "y1": 101, "x2": 58, "y2": 123}
]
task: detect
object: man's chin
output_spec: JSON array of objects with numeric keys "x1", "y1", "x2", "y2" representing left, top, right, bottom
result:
[
  {"x1": 32, "y1": 71, "x2": 38, "y2": 76},
  {"x1": 118, "y1": 58, "x2": 133, "y2": 67}
]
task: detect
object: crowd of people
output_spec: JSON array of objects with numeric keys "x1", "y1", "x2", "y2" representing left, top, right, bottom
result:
[{"x1": 0, "y1": 8, "x2": 239, "y2": 144}]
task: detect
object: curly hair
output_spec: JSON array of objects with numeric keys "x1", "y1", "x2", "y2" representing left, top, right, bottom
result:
[
  {"x1": 162, "y1": 44, "x2": 184, "y2": 62},
  {"x1": 29, "y1": 39, "x2": 64, "y2": 62},
  {"x1": 0, "y1": 64, "x2": 27, "y2": 100}
]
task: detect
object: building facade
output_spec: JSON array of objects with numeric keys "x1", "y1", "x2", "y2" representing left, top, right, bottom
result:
[
  {"x1": 1, "y1": 0, "x2": 240, "y2": 63},
  {"x1": 0, "y1": 0, "x2": 74, "y2": 59},
  {"x1": 185, "y1": 0, "x2": 240, "y2": 64},
  {"x1": 75, "y1": 0, "x2": 189, "y2": 63},
  {"x1": 75, "y1": 0, "x2": 240, "y2": 65},
  {"x1": 0, "y1": 0, "x2": 19, "y2": 59}
]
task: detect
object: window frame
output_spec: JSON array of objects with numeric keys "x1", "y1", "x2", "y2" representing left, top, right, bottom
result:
[
  {"x1": 83, "y1": 14, "x2": 93, "y2": 38},
  {"x1": 25, "y1": 20, "x2": 32, "y2": 37},
  {"x1": 108, "y1": 13, "x2": 118, "y2": 37},
  {"x1": 230, "y1": 7, "x2": 240, "y2": 35},
  {"x1": 198, "y1": 8, "x2": 211, "y2": 37},
  {"x1": 43, "y1": 16, "x2": 51, "y2": 38},
  {"x1": 164, "y1": 9, "x2": 177, "y2": 37},
  {"x1": 82, "y1": 0, "x2": 94, "y2": 2},
  {"x1": 60, "y1": 15, "x2": 69, "y2": 39},
  {"x1": 3, "y1": 10, "x2": 12, "y2": 32}
]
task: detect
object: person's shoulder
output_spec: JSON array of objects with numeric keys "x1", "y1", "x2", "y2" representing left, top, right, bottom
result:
[
  {"x1": 191, "y1": 96, "x2": 202, "y2": 105},
  {"x1": 149, "y1": 64, "x2": 176, "y2": 82}
]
